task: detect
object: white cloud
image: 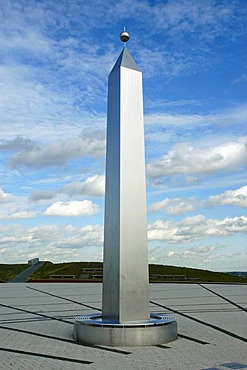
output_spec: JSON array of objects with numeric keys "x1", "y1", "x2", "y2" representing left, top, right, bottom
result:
[
  {"x1": 0, "y1": 188, "x2": 11, "y2": 202},
  {"x1": 0, "y1": 192, "x2": 38, "y2": 220},
  {"x1": 149, "y1": 197, "x2": 197, "y2": 215},
  {"x1": 145, "y1": 105, "x2": 247, "y2": 129},
  {"x1": 148, "y1": 243, "x2": 247, "y2": 271},
  {"x1": 0, "y1": 25, "x2": 53, "y2": 57},
  {"x1": 44, "y1": 200, "x2": 100, "y2": 217},
  {"x1": 0, "y1": 223, "x2": 103, "y2": 263},
  {"x1": 208, "y1": 185, "x2": 247, "y2": 208},
  {"x1": 8, "y1": 211, "x2": 36, "y2": 220},
  {"x1": 30, "y1": 175, "x2": 105, "y2": 203},
  {"x1": 57, "y1": 225, "x2": 103, "y2": 248},
  {"x1": 9, "y1": 134, "x2": 105, "y2": 169},
  {"x1": 149, "y1": 185, "x2": 247, "y2": 216},
  {"x1": 62, "y1": 175, "x2": 105, "y2": 197},
  {"x1": 147, "y1": 137, "x2": 247, "y2": 178},
  {"x1": 148, "y1": 243, "x2": 219, "y2": 265},
  {"x1": 148, "y1": 215, "x2": 247, "y2": 243},
  {"x1": 190, "y1": 245, "x2": 217, "y2": 253},
  {"x1": 145, "y1": 112, "x2": 206, "y2": 127}
]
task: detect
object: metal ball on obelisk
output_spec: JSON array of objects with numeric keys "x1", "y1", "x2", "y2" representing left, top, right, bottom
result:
[{"x1": 120, "y1": 29, "x2": 130, "y2": 43}]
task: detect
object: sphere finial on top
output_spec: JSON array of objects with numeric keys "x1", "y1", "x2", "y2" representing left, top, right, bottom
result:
[{"x1": 120, "y1": 27, "x2": 130, "y2": 43}]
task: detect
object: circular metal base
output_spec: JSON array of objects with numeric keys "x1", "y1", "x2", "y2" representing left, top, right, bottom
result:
[{"x1": 74, "y1": 313, "x2": 177, "y2": 347}]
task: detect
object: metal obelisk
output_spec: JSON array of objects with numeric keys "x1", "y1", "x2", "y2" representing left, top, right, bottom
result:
[
  {"x1": 74, "y1": 31, "x2": 177, "y2": 346},
  {"x1": 102, "y1": 35, "x2": 149, "y2": 323}
]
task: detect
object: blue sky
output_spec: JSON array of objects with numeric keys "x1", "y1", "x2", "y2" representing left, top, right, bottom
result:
[{"x1": 0, "y1": 0, "x2": 246, "y2": 271}]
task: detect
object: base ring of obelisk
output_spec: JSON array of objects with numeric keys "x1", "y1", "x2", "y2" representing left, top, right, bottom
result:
[{"x1": 74, "y1": 313, "x2": 177, "y2": 347}]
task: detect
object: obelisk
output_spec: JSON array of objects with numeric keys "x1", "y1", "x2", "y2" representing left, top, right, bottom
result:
[
  {"x1": 74, "y1": 31, "x2": 177, "y2": 346},
  {"x1": 102, "y1": 31, "x2": 149, "y2": 323}
]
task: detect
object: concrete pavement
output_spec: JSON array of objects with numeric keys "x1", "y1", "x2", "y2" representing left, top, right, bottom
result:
[{"x1": 0, "y1": 283, "x2": 246, "y2": 369}]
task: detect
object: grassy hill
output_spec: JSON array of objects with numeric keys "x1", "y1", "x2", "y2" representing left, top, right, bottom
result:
[
  {"x1": 149, "y1": 264, "x2": 246, "y2": 283},
  {"x1": 1, "y1": 261, "x2": 246, "y2": 283},
  {"x1": 0, "y1": 263, "x2": 28, "y2": 282},
  {"x1": 31, "y1": 261, "x2": 247, "y2": 283},
  {"x1": 30, "y1": 261, "x2": 103, "y2": 280}
]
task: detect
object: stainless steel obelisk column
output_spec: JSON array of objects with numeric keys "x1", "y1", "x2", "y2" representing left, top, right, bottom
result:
[
  {"x1": 102, "y1": 36, "x2": 149, "y2": 323},
  {"x1": 74, "y1": 31, "x2": 177, "y2": 346}
]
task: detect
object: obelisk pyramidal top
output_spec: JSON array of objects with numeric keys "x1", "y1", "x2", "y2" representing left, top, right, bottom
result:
[{"x1": 102, "y1": 30, "x2": 150, "y2": 323}]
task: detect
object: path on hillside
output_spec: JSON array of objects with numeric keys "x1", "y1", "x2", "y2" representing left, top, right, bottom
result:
[{"x1": 10, "y1": 261, "x2": 45, "y2": 283}]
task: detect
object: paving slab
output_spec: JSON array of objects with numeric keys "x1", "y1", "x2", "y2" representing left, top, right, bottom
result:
[{"x1": 0, "y1": 283, "x2": 246, "y2": 370}]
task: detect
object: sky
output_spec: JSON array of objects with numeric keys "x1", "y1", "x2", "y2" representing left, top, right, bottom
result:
[{"x1": 0, "y1": 0, "x2": 247, "y2": 271}]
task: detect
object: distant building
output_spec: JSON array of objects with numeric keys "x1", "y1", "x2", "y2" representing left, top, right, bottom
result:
[{"x1": 28, "y1": 258, "x2": 39, "y2": 266}]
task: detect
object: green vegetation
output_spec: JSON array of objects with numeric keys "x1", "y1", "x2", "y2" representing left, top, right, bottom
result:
[
  {"x1": 149, "y1": 264, "x2": 246, "y2": 283},
  {"x1": 31, "y1": 262, "x2": 246, "y2": 283},
  {"x1": 0, "y1": 261, "x2": 246, "y2": 283},
  {"x1": 0, "y1": 263, "x2": 28, "y2": 282},
  {"x1": 30, "y1": 261, "x2": 103, "y2": 280}
]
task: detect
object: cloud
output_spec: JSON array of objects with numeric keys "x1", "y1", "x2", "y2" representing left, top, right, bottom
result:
[
  {"x1": 30, "y1": 175, "x2": 105, "y2": 203},
  {"x1": 131, "y1": 1, "x2": 247, "y2": 78},
  {"x1": 149, "y1": 243, "x2": 218, "y2": 264},
  {"x1": 30, "y1": 190, "x2": 57, "y2": 202},
  {"x1": 148, "y1": 243, "x2": 247, "y2": 271},
  {"x1": 145, "y1": 105, "x2": 247, "y2": 127},
  {"x1": 9, "y1": 134, "x2": 105, "y2": 169},
  {"x1": 145, "y1": 112, "x2": 207, "y2": 128},
  {"x1": 0, "y1": 136, "x2": 37, "y2": 151},
  {"x1": 190, "y1": 245, "x2": 217, "y2": 253},
  {"x1": 149, "y1": 1, "x2": 237, "y2": 33},
  {"x1": 0, "y1": 64, "x2": 79, "y2": 137},
  {"x1": 147, "y1": 137, "x2": 247, "y2": 178},
  {"x1": 0, "y1": 223, "x2": 103, "y2": 263},
  {"x1": 7, "y1": 223, "x2": 103, "y2": 248},
  {"x1": 0, "y1": 191, "x2": 35, "y2": 220},
  {"x1": 62, "y1": 175, "x2": 105, "y2": 197},
  {"x1": 233, "y1": 74, "x2": 247, "y2": 84},
  {"x1": 148, "y1": 215, "x2": 247, "y2": 243},
  {"x1": 3, "y1": 28, "x2": 53, "y2": 58},
  {"x1": 149, "y1": 197, "x2": 197, "y2": 215},
  {"x1": 0, "y1": 201, "x2": 37, "y2": 221},
  {"x1": 8, "y1": 211, "x2": 36, "y2": 220},
  {"x1": 149, "y1": 185, "x2": 247, "y2": 216},
  {"x1": 116, "y1": 0, "x2": 245, "y2": 42},
  {"x1": 57, "y1": 224, "x2": 103, "y2": 248},
  {"x1": 208, "y1": 185, "x2": 247, "y2": 208},
  {"x1": 44, "y1": 200, "x2": 100, "y2": 217},
  {"x1": 0, "y1": 188, "x2": 11, "y2": 202}
]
